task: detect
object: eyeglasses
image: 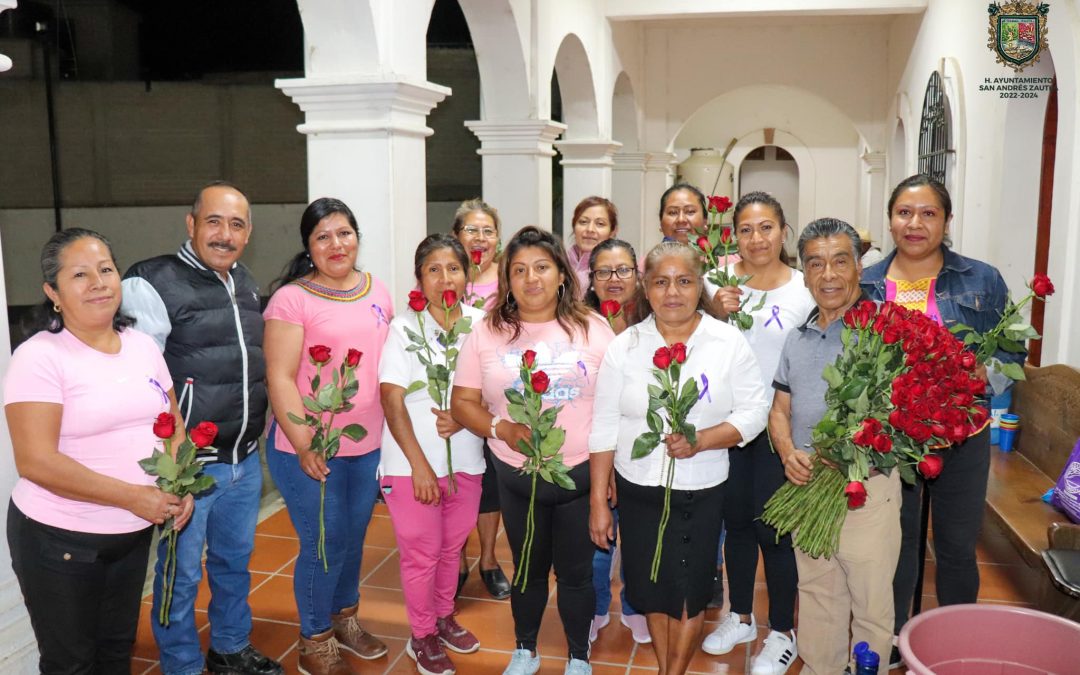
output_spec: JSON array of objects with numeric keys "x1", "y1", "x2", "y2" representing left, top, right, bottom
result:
[
  {"x1": 462, "y1": 226, "x2": 499, "y2": 239},
  {"x1": 593, "y1": 266, "x2": 636, "y2": 281}
]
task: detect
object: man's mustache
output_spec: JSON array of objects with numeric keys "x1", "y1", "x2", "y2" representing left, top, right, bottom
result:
[{"x1": 208, "y1": 242, "x2": 238, "y2": 252}]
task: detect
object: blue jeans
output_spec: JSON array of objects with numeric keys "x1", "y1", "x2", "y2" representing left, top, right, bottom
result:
[
  {"x1": 152, "y1": 451, "x2": 262, "y2": 675},
  {"x1": 265, "y1": 433, "x2": 380, "y2": 638},
  {"x1": 592, "y1": 507, "x2": 637, "y2": 616}
]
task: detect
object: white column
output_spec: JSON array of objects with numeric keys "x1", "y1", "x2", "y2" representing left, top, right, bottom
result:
[
  {"x1": 611, "y1": 151, "x2": 650, "y2": 257},
  {"x1": 275, "y1": 76, "x2": 450, "y2": 300},
  {"x1": 642, "y1": 151, "x2": 679, "y2": 253},
  {"x1": 554, "y1": 140, "x2": 622, "y2": 230},
  {"x1": 860, "y1": 150, "x2": 887, "y2": 246},
  {"x1": 465, "y1": 120, "x2": 566, "y2": 235}
]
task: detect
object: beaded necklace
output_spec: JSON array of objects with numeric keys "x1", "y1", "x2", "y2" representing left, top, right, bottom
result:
[{"x1": 293, "y1": 272, "x2": 372, "y2": 302}]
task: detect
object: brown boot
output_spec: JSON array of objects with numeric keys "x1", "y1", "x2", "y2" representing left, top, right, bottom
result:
[
  {"x1": 298, "y1": 628, "x2": 353, "y2": 675},
  {"x1": 331, "y1": 604, "x2": 388, "y2": 660}
]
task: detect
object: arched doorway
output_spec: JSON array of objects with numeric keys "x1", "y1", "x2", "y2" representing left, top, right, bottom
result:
[{"x1": 738, "y1": 145, "x2": 800, "y2": 259}]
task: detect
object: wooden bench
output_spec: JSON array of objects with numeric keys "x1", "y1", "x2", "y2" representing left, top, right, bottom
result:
[{"x1": 983, "y1": 364, "x2": 1080, "y2": 616}]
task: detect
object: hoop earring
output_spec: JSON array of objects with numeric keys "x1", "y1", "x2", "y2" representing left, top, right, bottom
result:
[
  {"x1": 558, "y1": 284, "x2": 565, "y2": 300},
  {"x1": 53, "y1": 304, "x2": 61, "y2": 313},
  {"x1": 506, "y1": 291, "x2": 517, "y2": 307}
]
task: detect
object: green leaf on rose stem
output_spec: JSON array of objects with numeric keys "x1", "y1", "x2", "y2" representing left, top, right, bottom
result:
[
  {"x1": 342, "y1": 378, "x2": 359, "y2": 399},
  {"x1": 551, "y1": 470, "x2": 576, "y2": 491},
  {"x1": 682, "y1": 423, "x2": 698, "y2": 448},
  {"x1": 426, "y1": 364, "x2": 440, "y2": 381},
  {"x1": 138, "y1": 453, "x2": 162, "y2": 474},
  {"x1": 539, "y1": 427, "x2": 565, "y2": 457},
  {"x1": 516, "y1": 439, "x2": 536, "y2": 458},
  {"x1": 301, "y1": 396, "x2": 322, "y2": 414},
  {"x1": 821, "y1": 364, "x2": 843, "y2": 389},
  {"x1": 427, "y1": 382, "x2": 443, "y2": 406},
  {"x1": 526, "y1": 395, "x2": 541, "y2": 418},
  {"x1": 405, "y1": 380, "x2": 426, "y2": 395},
  {"x1": 342, "y1": 424, "x2": 367, "y2": 442},
  {"x1": 191, "y1": 474, "x2": 216, "y2": 494},
  {"x1": 670, "y1": 361, "x2": 681, "y2": 383},
  {"x1": 841, "y1": 328, "x2": 851, "y2": 349},
  {"x1": 632, "y1": 432, "x2": 661, "y2": 459},
  {"x1": 315, "y1": 385, "x2": 335, "y2": 409},
  {"x1": 176, "y1": 440, "x2": 196, "y2": 467},
  {"x1": 982, "y1": 336, "x2": 999, "y2": 356},
  {"x1": 539, "y1": 467, "x2": 552, "y2": 483},
  {"x1": 310, "y1": 373, "x2": 321, "y2": 392},
  {"x1": 898, "y1": 462, "x2": 916, "y2": 485},
  {"x1": 646, "y1": 409, "x2": 663, "y2": 434},
  {"x1": 647, "y1": 384, "x2": 664, "y2": 400},
  {"x1": 950, "y1": 322, "x2": 974, "y2": 335},
  {"x1": 155, "y1": 453, "x2": 180, "y2": 482},
  {"x1": 506, "y1": 403, "x2": 529, "y2": 425},
  {"x1": 854, "y1": 388, "x2": 870, "y2": 418},
  {"x1": 750, "y1": 292, "x2": 767, "y2": 313},
  {"x1": 962, "y1": 332, "x2": 980, "y2": 346},
  {"x1": 324, "y1": 437, "x2": 341, "y2": 461},
  {"x1": 537, "y1": 406, "x2": 558, "y2": 428},
  {"x1": 505, "y1": 389, "x2": 526, "y2": 407},
  {"x1": 331, "y1": 367, "x2": 340, "y2": 388},
  {"x1": 997, "y1": 336, "x2": 1026, "y2": 353},
  {"x1": 997, "y1": 361, "x2": 1027, "y2": 381},
  {"x1": 678, "y1": 379, "x2": 700, "y2": 408}
]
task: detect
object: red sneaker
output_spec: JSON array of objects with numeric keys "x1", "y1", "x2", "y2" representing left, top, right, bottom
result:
[
  {"x1": 436, "y1": 615, "x2": 480, "y2": 654},
  {"x1": 406, "y1": 634, "x2": 455, "y2": 675}
]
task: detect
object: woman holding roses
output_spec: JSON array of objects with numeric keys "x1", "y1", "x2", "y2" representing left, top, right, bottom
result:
[
  {"x1": 567, "y1": 196, "x2": 619, "y2": 296},
  {"x1": 701, "y1": 192, "x2": 814, "y2": 673},
  {"x1": 860, "y1": 174, "x2": 1024, "y2": 664},
  {"x1": 451, "y1": 226, "x2": 614, "y2": 675},
  {"x1": 589, "y1": 242, "x2": 769, "y2": 675},
  {"x1": 264, "y1": 198, "x2": 393, "y2": 673},
  {"x1": 5, "y1": 228, "x2": 193, "y2": 674},
  {"x1": 379, "y1": 234, "x2": 487, "y2": 675}
]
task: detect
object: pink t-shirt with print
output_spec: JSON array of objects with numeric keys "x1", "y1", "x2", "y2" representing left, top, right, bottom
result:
[
  {"x1": 454, "y1": 313, "x2": 614, "y2": 468},
  {"x1": 3, "y1": 328, "x2": 174, "y2": 534},
  {"x1": 263, "y1": 273, "x2": 393, "y2": 456}
]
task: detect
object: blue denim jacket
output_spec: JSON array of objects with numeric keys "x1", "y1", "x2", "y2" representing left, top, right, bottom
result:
[{"x1": 860, "y1": 245, "x2": 1025, "y2": 393}]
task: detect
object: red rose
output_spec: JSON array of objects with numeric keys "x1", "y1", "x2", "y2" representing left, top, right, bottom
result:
[
  {"x1": 408, "y1": 289, "x2": 428, "y2": 312},
  {"x1": 600, "y1": 299, "x2": 622, "y2": 320},
  {"x1": 346, "y1": 348, "x2": 362, "y2": 368},
  {"x1": 872, "y1": 434, "x2": 893, "y2": 454},
  {"x1": 852, "y1": 429, "x2": 873, "y2": 447},
  {"x1": 882, "y1": 327, "x2": 902, "y2": 344},
  {"x1": 670, "y1": 342, "x2": 688, "y2": 364},
  {"x1": 522, "y1": 349, "x2": 537, "y2": 369},
  {"x1": 189, "y1": 421, "x2": 218, "y2": 448},
  {"x1": 843, "y1": 306, "x2": 860, "y2": 329},
  {"x1": 861, "y1": 418, "x2": 883, "y2": 435},
  {"x1": 442, "y1": 289, "x2": 459, "y2": 308},
  {"x1": 719, "y1": 227, "x2": 733, "y2": 245},
  {"x1": 946, "y1": 424, "x2": 969, "y2": 443},
  {"x1": 153, "y1": 412, "x2": 176, "y2": 440},
  {"x1": 530, "y1": 370, "x2": 550, "y2": 395},
  {"x1": 708, "y1": 195, "x2": 733, "y2": 213},
  {"x1": 695, "y1": 236, "x2": 712, "y2": 252},
  {"x1": 930, "y1": 422, "x2": 947, "y2": 438},
  {"x1": 653, "y1": 346, "x2": 672, "y2": 370},
  {"x1": 888, "y1": 410, "x2": 905, "y2": 429},
  {"x1": 908, "y1": 423, "x2": 933, "y2": 443},
  {"x1": 971, "y1": 406, "x2": 989, "y2": 428},
  {"x1": 918, "y1": 454, "x2": 944, "y2": 479},
  {"x1": 309, "y1": 345, "x2": 332, "y2": 364},
  {"x1": 471, "y1": 249, "x2": 483, "y2": 266},
  {"x1": 845, "y1": 481, "x2": 867, "y2": 509},
  {"x1": 1031, "y1": 273, "x2": 1054, "y2": 298}
]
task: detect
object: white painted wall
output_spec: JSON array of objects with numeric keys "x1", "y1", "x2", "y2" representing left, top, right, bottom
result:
[{"x1": 739, "y1": 147, "x2": 801, "y2": 244}]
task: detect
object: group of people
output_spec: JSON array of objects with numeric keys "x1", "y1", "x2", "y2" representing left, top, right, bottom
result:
[{"x1": 3, "y1": 173, "x2": 1018, "y2": 675}]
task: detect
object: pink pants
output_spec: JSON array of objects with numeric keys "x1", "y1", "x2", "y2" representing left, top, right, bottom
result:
[{"x1": 383, "y1": 473, "x2": 482, "y2": 638}]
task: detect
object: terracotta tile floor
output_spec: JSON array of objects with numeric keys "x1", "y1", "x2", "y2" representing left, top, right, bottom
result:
[{"x1": 134, "y1": 500, "x2": 1041, "y2": 674}]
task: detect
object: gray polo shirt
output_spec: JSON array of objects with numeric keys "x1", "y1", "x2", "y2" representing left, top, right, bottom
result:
[{"x1": 772, "y1": 304, "x2": 849, "y2": 453}]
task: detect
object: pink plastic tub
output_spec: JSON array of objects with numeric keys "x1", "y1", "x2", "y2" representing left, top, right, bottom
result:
[{"x1": 899, "y1": 604, "x2": 1080, "y2": 674}]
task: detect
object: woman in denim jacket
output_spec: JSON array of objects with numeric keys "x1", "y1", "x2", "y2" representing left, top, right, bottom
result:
[{"x1": 860, "y1": 174, "x2": 1025, "y2": 666}]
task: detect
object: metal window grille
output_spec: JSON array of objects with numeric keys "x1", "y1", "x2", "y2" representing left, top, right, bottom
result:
[{"x1": 917, "y1": 71, "x2": 951, "y2": 183}]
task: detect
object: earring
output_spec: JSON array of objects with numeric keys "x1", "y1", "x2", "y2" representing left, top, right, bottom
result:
[
  {"x1": 558, "y1": 284, "x2": 565, "y2": 300},
  {"x1": 53, "y1": 304, "x2": 61, "y2": 313},
  {"x1": 505, "y1": 291, "x2": 517, "y2": 307}
]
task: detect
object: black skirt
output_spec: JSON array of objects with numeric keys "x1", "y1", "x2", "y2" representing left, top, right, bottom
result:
[{"x1": 615, "y1": 471, "x2": 724, "y2": 619}]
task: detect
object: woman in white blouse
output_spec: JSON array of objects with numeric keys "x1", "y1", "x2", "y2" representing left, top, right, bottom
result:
[{"x1": 588, "y1": 242, "x2": 769, "y2": 675}]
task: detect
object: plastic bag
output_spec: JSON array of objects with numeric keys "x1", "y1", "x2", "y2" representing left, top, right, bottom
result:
[{"x1": 1050, "y1": 437, "x2": 1080, "y2": 524}]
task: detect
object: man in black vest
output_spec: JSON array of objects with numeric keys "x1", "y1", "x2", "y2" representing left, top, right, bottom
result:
[{"x1": 123, "y1": 182, "x2": 282, "y2": 675}]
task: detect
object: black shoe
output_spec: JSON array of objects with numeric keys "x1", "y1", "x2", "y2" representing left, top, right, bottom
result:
[
  {"x1": 706, "y1": 568, "x2": 725, "y2": 609},
  {"x1": 206, "y1": 645, "x2": 284, "y2": 675},
  {"x1": 889, "y1": 645, "x2": 904, "y2": 669},
  {"x1": 480, "y1": 565, "x2": 511, "y2": 600},
  {"x1": 456, "y1": 567, "x2": 469, "y2": 597}
]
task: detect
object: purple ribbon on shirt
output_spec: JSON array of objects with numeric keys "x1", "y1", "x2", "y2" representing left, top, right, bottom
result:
[
  {"x1": 577, "y1": 360, "x2": 589, "y2": 384},
  {"x1": 764, "y1": 304, "x2": 783, "y2": 329},
  {"x1": 698, "y1": 373, "x2": 711, "y2": 402},
  {"x1": 149, "y1": 378, "x2": 169, "y2": 405},
  {"x1": 370, "y1": 304, "x2": 389, "y2": 326}
]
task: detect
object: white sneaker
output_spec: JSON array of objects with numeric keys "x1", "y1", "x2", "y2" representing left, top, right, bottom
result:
[
  {"x1": 502, "y1": 649, "x2": 540, "y2": 675},
  {"x1": 588, "y1": 614, "x2": 609, "y2": 643},
  {"x1": 701, "y1": 612, "x2": 757, "y2": 655},
  {"x1": 751, "y1": 630, "x2": 797, "y2": 675},
  {"x1": 620, "y1": 613, "x2": 652, "y2": 644},
  {"x1": 564, "y1": 658, "x2": 592, "y2": 675}
]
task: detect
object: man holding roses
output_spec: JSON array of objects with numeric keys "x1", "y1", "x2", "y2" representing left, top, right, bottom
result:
[
  {"x1": 123, "y1": 182, "x2": 281, "y2": 675},
  {"x1": 769, "y1": 219, "x2": 899, "y2": 675}
]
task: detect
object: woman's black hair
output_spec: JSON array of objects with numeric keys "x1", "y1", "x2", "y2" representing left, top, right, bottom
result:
[
  {"x1": 37, "y1": 227, "x2": 135, "y2": 334},
  {"x1": 886, "y1": 174, "x2": 953, "y2": 247},
  {"x1": 732, "y1": 190, "x2": 793, "y2": 267},
  {"x1": 658, "y1": 182, "x2": 707, "y2": 220},
  {"x1": 413, "y1": 233, "x2": 469, "y2": 282},
  {"x1": 583, "y1": 239, "x2": 647, "y2": 327},
  {"x1": 488, "y1": 226, "x2": 591, "y2": 342},
  {"x1": 271, "y1": 197, "x2": 360, "y2": 293}
]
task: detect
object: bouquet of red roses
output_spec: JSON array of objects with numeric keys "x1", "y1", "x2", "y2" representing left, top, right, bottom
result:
[
  {"x1": 761, "y1": 300, "x2": 988, "y2": 558},
  {"x1": 504, "y1": 350, "x2": 573, "y2": 591},
  {"x1": 688, "y1": 195, "x2": 766, "y2": 330},
  {"x1": 631, "y1": 342, "x2": 699, "y2": 581},
  {"x1": 140, "y1": 414, "x2": 218, "y2": 625}
]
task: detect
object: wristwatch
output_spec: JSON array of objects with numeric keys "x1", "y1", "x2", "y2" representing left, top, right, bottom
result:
[{"x1": 489, "y1": 415, "x2": 502, "y2": 440}]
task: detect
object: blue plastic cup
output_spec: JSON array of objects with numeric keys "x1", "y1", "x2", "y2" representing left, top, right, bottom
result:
[{"x1": 998, "y1": 426, "x2": 1018, "y2": 452}]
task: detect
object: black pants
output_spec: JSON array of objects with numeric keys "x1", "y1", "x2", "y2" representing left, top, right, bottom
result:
[
  {"x1": 7, "y1": 501, "x2": 153, "y2": 675},
  {"x1": 723, "y1": 432, "x2": 798, "y2": 632},
  {"x1": 893, "y1": 427, "x2": 991, "y2": 632},
  {"x1": 493, "y1": 456, "x2": 593, "y2": 661}
]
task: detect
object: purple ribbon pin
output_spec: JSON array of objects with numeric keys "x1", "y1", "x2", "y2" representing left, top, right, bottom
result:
[
  {"x1": 698, "y1": 373, "x2": 711, "y2": 402},
  {"x1": 370, "y1": 304, "x2": 389, "y2": 326},
  {"x1": 764, "y1": 304, "x2": 783, "y2": 329},
  {"x1": 577, "y1": 360, "x2": 589, "y2": 384},
  {"x1": 149, "y1": 378, "x2": 168, "y2": 405}
]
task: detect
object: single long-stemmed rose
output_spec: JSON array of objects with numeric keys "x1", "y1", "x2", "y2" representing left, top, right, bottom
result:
[
  {"x1": 950, "y1": 273, "x2": 1054, "y2": 382},
  {"x1": 403, "y1": 289, "x2": 473, "y2": 493},
  {"x1": 631, "y1": 342, "x2": 699, "y2": 581},
  {"x1": 140, "y1": 414, "x2": 219, "y2": 625},
  {"x1": 600, "y1": 299, "x2": 622, "y2": 331},
  {"x1": 689, "y1": 196, "x2": 766, "y2": 330},
  {"x1": 465, "y1": 250, "x2": 488, "y2": 308},
  {"x1": 286, "y1": 346, "x2": 368, "y2": 571},
  {"x1": 505, "y1": 349, "x2": 573, "y2": 591}
]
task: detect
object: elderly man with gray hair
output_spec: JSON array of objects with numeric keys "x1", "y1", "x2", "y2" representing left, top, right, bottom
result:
[{"x1": 768, "y1": 218, "x2": 900, "y2": 675}]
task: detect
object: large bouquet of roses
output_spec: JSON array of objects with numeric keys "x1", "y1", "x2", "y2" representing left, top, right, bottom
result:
[
  {"x1": 761, "y1": 300, "x2": 988, "y2": 558},
  {"x1": 688, "y1": 195, "x2": 766, "y2": 330}
]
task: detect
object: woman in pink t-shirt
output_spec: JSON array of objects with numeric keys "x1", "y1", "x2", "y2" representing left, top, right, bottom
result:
[
  {"x1": 451, "y1": 226, "x2": 614, "y2": 675},
  {"x1": 4, "y1": 228, "x2": 192, "y2": 675},
  {"x1": 263, "y1": 198, "x2": 393, "y2": 672}
]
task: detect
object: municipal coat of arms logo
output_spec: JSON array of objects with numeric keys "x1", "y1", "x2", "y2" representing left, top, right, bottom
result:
[{"x1": 987, "y1": 2, "x2": 1050, "y2": 72}]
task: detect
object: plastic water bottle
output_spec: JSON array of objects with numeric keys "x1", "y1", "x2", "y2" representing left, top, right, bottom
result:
[{"x1": 853, "y1": 641, "x2": 880, "y2": 674}]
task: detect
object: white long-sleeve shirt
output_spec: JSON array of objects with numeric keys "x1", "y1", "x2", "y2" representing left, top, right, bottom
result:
[{"x1": 589, "y1": 313, "x2": 770, "y2": 489}]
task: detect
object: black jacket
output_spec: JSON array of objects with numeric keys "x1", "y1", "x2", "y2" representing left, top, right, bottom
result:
[{"x1": 122, "y1": 242, "x2": 267, "y2": 463}]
